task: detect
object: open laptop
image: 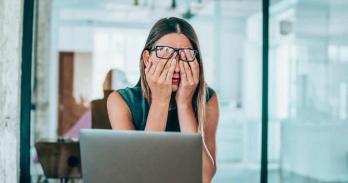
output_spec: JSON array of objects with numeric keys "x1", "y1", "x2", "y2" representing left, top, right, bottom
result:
[{"x1": 80, "y1": 129, "x2": 202, "y2": 183}]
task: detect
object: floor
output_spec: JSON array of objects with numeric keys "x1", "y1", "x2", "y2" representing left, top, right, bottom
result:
[
  {"x1": 212, "y1": 104, "x2": 348, "y2": 183},
  {"x1": 214, "y1": 165, "x2": 348, "y2": 183}
]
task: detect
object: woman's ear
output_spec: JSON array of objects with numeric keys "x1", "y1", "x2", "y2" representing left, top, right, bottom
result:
[{"x1": 142, "y1": 50, "x2": 151, "y2": 67}]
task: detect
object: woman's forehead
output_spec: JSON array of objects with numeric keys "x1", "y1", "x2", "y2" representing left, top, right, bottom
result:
[{"x1": 154, "y1": 33, "x2": 193, "y2": 48}]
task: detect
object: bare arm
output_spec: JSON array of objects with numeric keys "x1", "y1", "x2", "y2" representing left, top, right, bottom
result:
[
  {"x1": 107, "y1": 91, "x2": 135, "y2": 130},
  {"x1": 144, "y1": 99, "x2": 170, "y2": 131},
  {"x1": 202, "y1": 94, "x2": 219, "y2": 182},
  {"x1": 177, "y1": 94, "x2": 219, "y2": 183}
]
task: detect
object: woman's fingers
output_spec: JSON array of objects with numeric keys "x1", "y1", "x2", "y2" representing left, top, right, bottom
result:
[
  {"x1": 183, "y1": 61, "x2": 194, "y2": 84},
  {"x1": 165, "y1": 58, "x2": 177, "y2": 83},
  {"x1": 159, "y1": 53, "x2": 176, "y2": 82},
  {"x1": 158, "y1": 59, "x2": 173, "y2": 82},
  {"x1": 148, "y1": 57, "x2": 159, "y2": 75},
  {"x1": 145, "y1": 60, "x2": 152, "y2": 74},
  {"x1": 153, "y1": 57, "x2": 169, "y2": 78},
  {"x1": 179, "y1": 61, "x2": 187, "y2": 83},
  {"x1": 189, "y1": 59, "x2": 199, "y2": 83}
]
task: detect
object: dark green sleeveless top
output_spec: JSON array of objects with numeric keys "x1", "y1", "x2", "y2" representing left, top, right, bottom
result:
[{"x1": 117, "y1": 84, "x2": 215, "y2": 132}]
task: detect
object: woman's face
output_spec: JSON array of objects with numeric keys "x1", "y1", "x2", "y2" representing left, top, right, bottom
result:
[{"x1": 144, "y1": 33, "x2": 195, "y2": 92}]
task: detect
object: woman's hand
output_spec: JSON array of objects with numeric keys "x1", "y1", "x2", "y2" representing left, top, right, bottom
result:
[
  {"x1": 145, "y1": 52, "x2": 177, "y2": 104},
  {"x1": 175, "y1": 58, "x2": 200, "y2": 108}
]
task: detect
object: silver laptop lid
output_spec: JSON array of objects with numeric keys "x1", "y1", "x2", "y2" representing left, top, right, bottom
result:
[{"x1": 80, "y1": 129, "x2": 202, "y2": 183}]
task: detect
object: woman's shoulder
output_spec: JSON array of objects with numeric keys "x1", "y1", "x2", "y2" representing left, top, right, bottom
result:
[
  {"x1": 117, "y1": 85, "x2": 142, "y2": 95},
  {"x1": 192, "y1": 86, "x2": 216, "y2": 112},
  {"x1": 206, "y1": 86, "x2": 216, "y2": 102},
  {"x1": 117, "y1": 85, "x2": 143, "y2": 104}
]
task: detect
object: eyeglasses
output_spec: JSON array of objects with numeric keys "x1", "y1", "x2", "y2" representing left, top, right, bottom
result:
[{"x1": 148, "y1": 45, "x2": 198, "y2": 62}]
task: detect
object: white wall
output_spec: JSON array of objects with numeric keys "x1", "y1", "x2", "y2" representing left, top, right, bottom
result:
[
  {"x1": 0, "y1": 0, "x2": 23, "y2": 182},
  {"x1": 73, "y1": 52, "x2": 93, "y2": 103}
]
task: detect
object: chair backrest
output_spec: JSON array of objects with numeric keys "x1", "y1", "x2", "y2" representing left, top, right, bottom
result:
[{"x1": 91, "y1": 91, "x2": 113, "y2": 129}]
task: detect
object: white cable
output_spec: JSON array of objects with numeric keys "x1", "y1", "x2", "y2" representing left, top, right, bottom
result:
[{"x1": 202, "y1": 136, "x2": 215, "y2": 167}]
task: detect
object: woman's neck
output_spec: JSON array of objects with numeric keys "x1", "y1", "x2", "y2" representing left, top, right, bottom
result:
[{"x1": 169, "y1": 93, "x2": 177, "y2": 110}]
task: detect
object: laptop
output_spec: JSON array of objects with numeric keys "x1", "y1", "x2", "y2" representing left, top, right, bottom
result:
[{"x1": 80, "y1": 129, "x2": 202, "y2": 183}]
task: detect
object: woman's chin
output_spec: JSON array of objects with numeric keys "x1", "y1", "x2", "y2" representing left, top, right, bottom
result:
[{"x1": 172, "y1": 84, "x2": 178, "y2": 92}]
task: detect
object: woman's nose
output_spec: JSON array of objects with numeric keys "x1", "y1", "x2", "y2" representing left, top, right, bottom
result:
[{"x1": 174, "y1": 60, "x2": 180, "y2": 73}]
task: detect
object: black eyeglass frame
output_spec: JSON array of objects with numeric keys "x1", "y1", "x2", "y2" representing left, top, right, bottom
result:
[{"x1": 148, "y1": 45, "x2": 199, "y2": 62}]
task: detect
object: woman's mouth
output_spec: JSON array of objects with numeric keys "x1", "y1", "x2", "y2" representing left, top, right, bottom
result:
[{"x1": 172, "y1": 78, "x2": 180, "y2": 85}]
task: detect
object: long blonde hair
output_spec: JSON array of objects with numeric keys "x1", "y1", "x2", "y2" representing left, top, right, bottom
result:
[{"x1": 139, "y1": 17, "x2": 214, "y2": 166}]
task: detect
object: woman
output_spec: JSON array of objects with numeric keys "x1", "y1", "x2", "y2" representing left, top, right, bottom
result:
[{"x1": 107, "y1": 17, "x2": 219, "y2": 183}]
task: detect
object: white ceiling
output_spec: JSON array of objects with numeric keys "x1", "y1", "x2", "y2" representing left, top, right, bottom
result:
[
  {"x1": 54, "y1": 0, "x2": 348, "y2": 37},
  {"x1": 56, "y1": 0, "x2": 262, "y2": 23}
]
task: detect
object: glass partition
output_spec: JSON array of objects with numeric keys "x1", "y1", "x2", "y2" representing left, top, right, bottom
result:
[{"x1": 268, "y1": 0, "x2": 348, "y2": 182}]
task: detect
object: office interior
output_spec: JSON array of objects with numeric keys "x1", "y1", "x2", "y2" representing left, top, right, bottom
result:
[{"x1": 22, "y1": 0, "x2": 348, "y2": 182}]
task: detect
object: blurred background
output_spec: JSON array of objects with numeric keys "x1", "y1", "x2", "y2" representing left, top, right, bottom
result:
[{"x1": 29, "y1": 0, "x2": 348, "y2": 182}]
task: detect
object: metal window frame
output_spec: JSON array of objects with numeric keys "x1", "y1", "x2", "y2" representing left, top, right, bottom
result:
[
  {"x1": 19, "y1": 0, "x2": 270, "y2": 182},
  {"x1": 20, "y1": 0, "x2": 34, "y2": 182},
  {"x1": 261, "y1": 0, "x2": 270, "y2": 182}
]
